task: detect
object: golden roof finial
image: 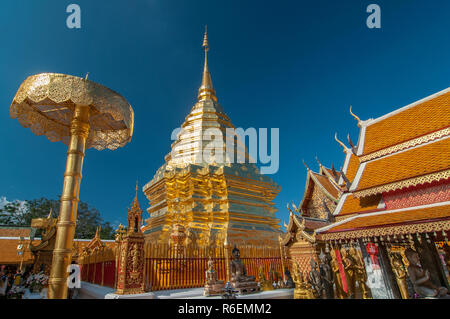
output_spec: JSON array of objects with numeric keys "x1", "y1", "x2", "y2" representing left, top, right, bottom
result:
[
  {"x1": 315, "y1": 156, "x2": 322, "y2": 168},
  {"x1": 135, "y1": 179, "x2": 138, "y2": 198},
  {"x1": 334, "y1": 133, "x2": 348, "y2": 153},
  {"x1": 198, "y1": 26, "x2": 217, "y2": 102},
  {"x1": 95, "y1": 226, "x2": 101, "y2": 238},
  {"x1": 85, "y1": 72, "x2": 89, "y2": 80},
  {"x1": 302, "y1": 159, "x2": 310, "y2": 171},
  {"x1": 349, "y1": 105, "x2": 362, "y2": 127}
]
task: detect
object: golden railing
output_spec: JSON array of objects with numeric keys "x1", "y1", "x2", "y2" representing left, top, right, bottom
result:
[
  {"x1": 79, "y1": 242, "x2": 288, "y2": 292},
  {"x1": 144, "y1": 243, "x2": 287, "y2": 291}
]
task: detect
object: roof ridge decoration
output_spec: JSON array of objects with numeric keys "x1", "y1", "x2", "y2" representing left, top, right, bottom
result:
[
  {"x1": 334, "y1": 133, "x2": 349, "y2": 153},
  {"x1": 349, "y1": 105, "x2": 362, "y2": 128}
]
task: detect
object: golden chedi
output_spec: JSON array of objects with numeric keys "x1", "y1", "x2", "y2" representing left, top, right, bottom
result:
[{"x1": 142, "y1": 30, "x2": 281, "y2": 246}]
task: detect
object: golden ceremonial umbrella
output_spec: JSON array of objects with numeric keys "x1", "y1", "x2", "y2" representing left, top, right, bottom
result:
[{"x1": 10, "y1": 73, "x2": 134, "y2": 299}]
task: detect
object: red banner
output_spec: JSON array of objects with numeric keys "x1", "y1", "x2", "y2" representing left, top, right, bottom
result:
[
  {"x1": 335, "y1": 249, "x2": 348, "y2": 293},
  {"x1": 366, "y1": 243, "x2": 380, "y2": 269}
]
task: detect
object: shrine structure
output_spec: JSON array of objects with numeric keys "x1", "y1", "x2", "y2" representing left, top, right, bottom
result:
[{"x1": 114, "y1": 189, "x2": 146, "y2": 294}]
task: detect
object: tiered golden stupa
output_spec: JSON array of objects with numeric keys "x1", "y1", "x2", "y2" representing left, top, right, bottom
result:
[{"x1": 142, "y1": 30, "x2": 281, "y2": 246}]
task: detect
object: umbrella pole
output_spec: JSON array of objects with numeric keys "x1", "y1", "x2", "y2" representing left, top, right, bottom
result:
[{"x1": 48, "y1": 104, "x2": 90, "y2": 299}]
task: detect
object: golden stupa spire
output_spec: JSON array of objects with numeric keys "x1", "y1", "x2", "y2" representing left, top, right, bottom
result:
[{"x1": 198, "y1": 26, "x2": 218, "y2": 102}]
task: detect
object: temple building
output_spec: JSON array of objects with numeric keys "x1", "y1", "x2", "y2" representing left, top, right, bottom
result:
[
  {"x1": 283, "y1": 87, "x2": 450, "y2": 298},
  {"x1": 142, "y1": 31, "x2": 281, "y2": 246},
  {"x1": 282, "y1": 160, "x2": 342, "y2": 273}
]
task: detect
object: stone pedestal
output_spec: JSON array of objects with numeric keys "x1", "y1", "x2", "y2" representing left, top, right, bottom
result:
[
  {"x1": 204, "y1": 282, "x2": 225, "y2": 296},
  {"x1": 230, "y1": 281, "x2": 260, "y2": 295}
]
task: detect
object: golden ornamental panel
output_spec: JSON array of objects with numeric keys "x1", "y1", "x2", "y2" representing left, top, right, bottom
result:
[{"x1": 319, "y1": 220, "x2": 450, "y2": 241}]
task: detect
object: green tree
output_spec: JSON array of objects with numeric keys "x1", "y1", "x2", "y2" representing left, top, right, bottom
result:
[
  {"x1": 0, "y1": 197, "x2": 116, "y2": 240},
  {"x1": 0, "y1": 200, "x2": 29, "y2": 225}
]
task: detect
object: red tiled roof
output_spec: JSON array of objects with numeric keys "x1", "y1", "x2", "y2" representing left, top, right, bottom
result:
[{"x1": 363, "y1": 91, "x2": 450, "y2": 155}]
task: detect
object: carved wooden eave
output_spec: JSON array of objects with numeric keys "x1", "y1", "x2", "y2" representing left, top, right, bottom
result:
[
  {"x1": 298, "y1": 170, "x2": 340, "y2": 214},
  {"x1": 86, "y1": 228, "x2": 105, "y2": 251},
  {"x1": 281, "y1": 213, "x2": 317, "y2": 246},
  {"x1": 29, "y1": 217, "x2": 57, "y2": 252}
]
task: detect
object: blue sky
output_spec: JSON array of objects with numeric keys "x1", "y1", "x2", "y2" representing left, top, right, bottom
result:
[{"x1": 0, "y1": 0, "x2": 449, "y2": 228}]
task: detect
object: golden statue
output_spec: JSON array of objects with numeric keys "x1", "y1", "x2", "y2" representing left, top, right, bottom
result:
[
  {"x1": 389, "y1": 252, "x2": 409, "y2": 299},
  {"x1": 340, "y1": 247, "x2": 356, "y2": 298},
  {"x1": 330, "y1": 248, "x2": 346, "y2": 299},
  {"x1": 349, "y1": 246, "x2": 371, "y2": 299},
  {"x1": 258, "y1": 266, "x2": 273, "y2": 291},
  {"x1": 292, "y1": 262, "x2": 315, "y2": 299}
]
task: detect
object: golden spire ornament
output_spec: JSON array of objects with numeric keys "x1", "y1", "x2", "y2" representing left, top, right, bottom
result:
[
  {"x1": 198, "y1": 26, "x2": 217, "y2": 102},
  {"x1": 10, "y1": 73, "x2": 134, "y2": 299}
]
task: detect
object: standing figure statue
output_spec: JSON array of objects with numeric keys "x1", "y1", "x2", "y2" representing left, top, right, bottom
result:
[
  {"x1": 319, "y1": 250, "x2": 334, "y2": 299},
  {"x1": 229, "y1": 245, "x2": 259, "y2": 294},
  {"x1": 404, "y1": 248, "x2": 448, "y2": 298},
  {"x1": 308, "y1": 258, "x2": 324, "y2": 298},
  {"x1": 330, "y1": 249, "x2": 346, "y2": 299},
  {"x1": 389, "y1": 252, "x2": 409, "y2": 299},
  {"x1": 284, "y1": 267, "x2": 295, "y2": 288},
  {"x1": 341, "y1": 247, "x2": 356, "y2": 299},
  {"x1": 349, "y1": 246, "x2": 371, "y2": 299}
]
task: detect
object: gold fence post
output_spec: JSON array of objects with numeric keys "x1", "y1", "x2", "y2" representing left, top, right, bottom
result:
[
  {"x1": 278, "y1": 236, "x2": 286, "y2": 282},
  {"x1": 224, "y1": 238, "x2": 231, "y2": 282}
]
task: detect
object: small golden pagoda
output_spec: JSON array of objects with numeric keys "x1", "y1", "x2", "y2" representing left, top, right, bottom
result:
[{"x1": 142, "y1": 30, "x2": 281, "y2": 246}]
